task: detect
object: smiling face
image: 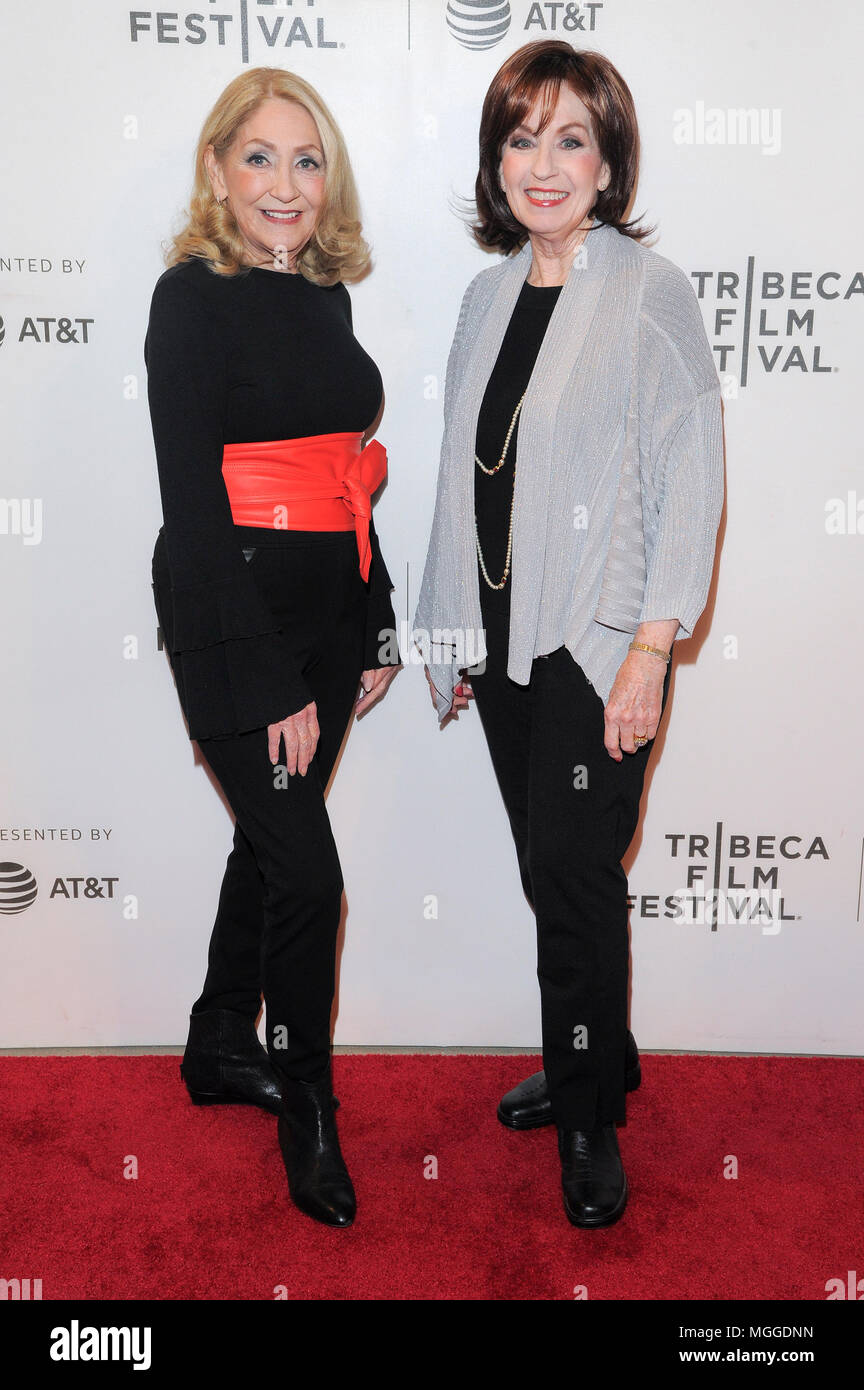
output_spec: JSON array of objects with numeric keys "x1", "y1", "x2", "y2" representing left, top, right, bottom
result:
[
  {"x1": 498, "y1": 83, "x2": 610, "y2": 253},
  {"x1": 204, "y1": 97, "x2": 326, "y2": 271}
]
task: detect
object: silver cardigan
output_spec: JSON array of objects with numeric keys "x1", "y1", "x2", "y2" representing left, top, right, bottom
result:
[{"x1": 413, "y1": 221, "x2": 724, "y2": 722}]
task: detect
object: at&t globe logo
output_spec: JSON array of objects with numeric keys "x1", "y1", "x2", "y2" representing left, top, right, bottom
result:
[
  {"x1": 0, "y1": 862, "x2": 38, "y2": 915},
  {"x1": 446, "y1": 0, "x2": 511, "y2": 51}
]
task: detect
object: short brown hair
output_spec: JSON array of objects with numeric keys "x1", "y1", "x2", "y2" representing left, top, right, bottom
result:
[
  {"x1": 472, "y1": 41, "x2": 651, "y2": 254},
  {"x1": 166, "y1": 67, "x2": 370, "y2": 284}
]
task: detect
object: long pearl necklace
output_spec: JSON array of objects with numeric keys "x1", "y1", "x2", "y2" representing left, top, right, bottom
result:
[
  {"x1": 474, "y1": 392, "x2": 526, "y2": 474},
  {"x1": 474, "y1": 391, "x2": 526, "y2": 590}
]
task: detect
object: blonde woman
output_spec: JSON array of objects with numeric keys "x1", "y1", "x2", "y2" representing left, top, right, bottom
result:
[{"x1": 146, "y1": 68, "x2": 399, "y2": 1227}]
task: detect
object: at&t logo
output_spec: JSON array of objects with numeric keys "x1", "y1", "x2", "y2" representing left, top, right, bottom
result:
[
  {"x1": 446, "y1": 0, "x2": 511, "y2": 50},
  {"x1": 0, "y1": 863, "x2": 38, "y2": 915}
]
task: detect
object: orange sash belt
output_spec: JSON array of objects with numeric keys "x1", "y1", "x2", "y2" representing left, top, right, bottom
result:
[{"x1": 222, "y1": 431, "x2": 387, "y2": 582}]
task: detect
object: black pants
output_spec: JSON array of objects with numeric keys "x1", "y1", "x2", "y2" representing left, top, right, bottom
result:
[
  {"x1": 469, "y1": 587, "x2": 671, "y2": 1130},
  {"x1": 191, "y1": 530, "x2": 367, "y2": 1082}
]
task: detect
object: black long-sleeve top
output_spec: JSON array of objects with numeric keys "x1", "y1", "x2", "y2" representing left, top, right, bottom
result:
[{"x1": 146, "y1": 255, "x2": 397, "y2": 741}]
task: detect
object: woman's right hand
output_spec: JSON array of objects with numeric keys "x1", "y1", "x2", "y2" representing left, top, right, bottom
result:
[
  {"x1": 268, "y1": 702, "x2": 320, "y2": 776},
  {"x1": 423, "y1": 665, "x2": 473, "y2": 714}
]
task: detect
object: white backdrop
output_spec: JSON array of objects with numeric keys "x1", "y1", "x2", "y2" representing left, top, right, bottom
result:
[{"x1": 1, "y1": 0, "x2": 861, "y2": 1053}]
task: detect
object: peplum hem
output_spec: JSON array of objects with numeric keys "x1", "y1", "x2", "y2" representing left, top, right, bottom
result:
[
  {"x1": 160, "y1": 572, "x2": 287, "y2": 655},
  {"x1": 173, "y1": 631, "x2": 314, "y2": 742},
  {"x1": 152, "y1": 575, "x2": 312, "y2": 741}
]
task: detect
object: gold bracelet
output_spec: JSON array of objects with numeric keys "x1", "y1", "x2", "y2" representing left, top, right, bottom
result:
[{"x1": 629, "y1": 641, "x2": 671, "y2": 663}]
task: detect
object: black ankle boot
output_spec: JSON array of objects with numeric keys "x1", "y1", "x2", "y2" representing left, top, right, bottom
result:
[
  {"x1": 277, "y1": 1068, "x2": 356, "y2": 1228},
  {"x1": 558, "y1": 1123, "x2": 628, "y2": 1228},
  {"x1": 497, "y1": 1031, "x2": 641, "y2": 1130},
  {"x1": 180, "y1": 1009, "x2": 284, "y2": 1115}
]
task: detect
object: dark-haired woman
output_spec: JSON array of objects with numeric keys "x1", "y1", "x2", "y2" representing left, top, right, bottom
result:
[
  {"x1": 147, "y1": 68, "x2": 399, "y2": 1228},
  {"x1": 414, "y1": 41, "x2": 723, "y2": 1227}
]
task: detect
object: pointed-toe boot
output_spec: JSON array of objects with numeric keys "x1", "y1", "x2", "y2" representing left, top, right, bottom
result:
[{"x1": 277, "y1": 1069, "x2": 356, "y2": 1228}]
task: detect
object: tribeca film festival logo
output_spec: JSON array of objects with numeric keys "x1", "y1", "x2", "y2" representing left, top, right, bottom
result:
[
  {"x1": 690, "y1": 259, "x2": 862, "y2": 392},
  {"x1": 446, "y1": 1, "x2": 604, "y2": 50},
  {"x1": 129, "y1": 0, "x2": 345, "y2": 62},
  {"x1": 628, "y1": 822, "x2": 830, "y2": 934}
]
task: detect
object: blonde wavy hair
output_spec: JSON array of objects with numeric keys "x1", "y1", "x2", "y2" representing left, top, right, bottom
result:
[{"x1": 166, "y1": 67, "x2": 370, "y2": 284}]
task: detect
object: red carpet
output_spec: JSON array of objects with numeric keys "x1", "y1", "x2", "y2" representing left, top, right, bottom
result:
[{"x1": 1, "y1": 1054, "x2": 861, "y2": 1301}]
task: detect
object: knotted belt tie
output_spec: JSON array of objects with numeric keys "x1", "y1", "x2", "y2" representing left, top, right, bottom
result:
[{"x1": 221, "y1": 431, "x2": 387, "y2": 582}]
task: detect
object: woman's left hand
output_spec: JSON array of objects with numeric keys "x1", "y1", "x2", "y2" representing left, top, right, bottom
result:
[
  {"x1": 355, "y1": 664, "x2": 401, "y2": 716},
  {"x1": 603, "y1": 651, "x2": 666, "y2": 761}
]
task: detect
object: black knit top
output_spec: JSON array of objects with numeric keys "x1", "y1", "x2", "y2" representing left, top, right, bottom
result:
[
  {"x1": 145, "y1": 256, "x2": 396, "y2": 740},
  {"x1": 474, "y1": 280, "x2": 562, "y2": 627}
]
